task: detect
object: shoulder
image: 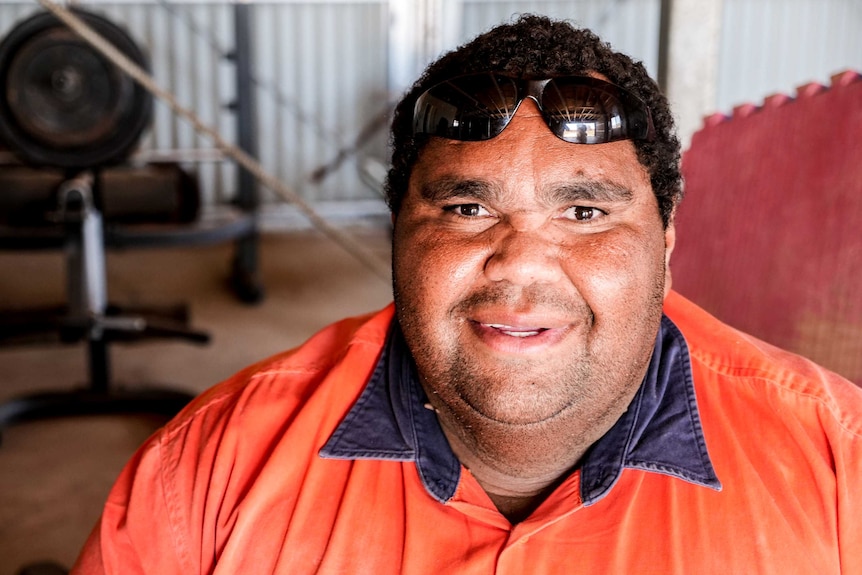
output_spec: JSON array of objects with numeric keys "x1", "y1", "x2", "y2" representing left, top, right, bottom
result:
[
  {"x1": 83, "y1": 307, "x2": 396, "y2": 570},
  {"x1": 663, "y1": 290, "x2": 862, "y2": 438},
  {"x1": 155, "y1": 304, "x2": 395, "y2": 455}
]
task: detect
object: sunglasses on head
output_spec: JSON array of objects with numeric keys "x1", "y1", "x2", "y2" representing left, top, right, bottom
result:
[{"x1": 413, "y1": 73, "x2": 655, "y2": 144}]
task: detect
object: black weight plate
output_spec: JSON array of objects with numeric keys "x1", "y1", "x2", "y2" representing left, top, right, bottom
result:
[{"x1": 0, "y1": 9, "x2": 152, "y2": 168}]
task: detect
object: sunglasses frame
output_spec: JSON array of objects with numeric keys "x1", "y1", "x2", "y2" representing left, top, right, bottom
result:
[{"x1": 413, "y1": 73, "x2": 655, "y2": 144}]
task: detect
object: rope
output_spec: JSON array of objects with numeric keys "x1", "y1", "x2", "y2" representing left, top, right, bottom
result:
[{"x1": 35, "y1": 0, "x2": 392, "y2": 283}]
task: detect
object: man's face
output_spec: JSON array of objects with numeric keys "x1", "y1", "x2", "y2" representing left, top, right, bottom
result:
[{"x1": 392, "y1": 99, "x2": 675, "y2": 441}]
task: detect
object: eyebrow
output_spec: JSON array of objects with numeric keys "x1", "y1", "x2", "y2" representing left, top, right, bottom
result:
[
  {"x1": 420, "y1": 176, "x2": 635, "y2": 206},
  {"x1": 419, "y1": 178, "x2": 497, "y2": 203},
  {"x1": 544, "y1": 179, "x2": 635, "y2": 205}
]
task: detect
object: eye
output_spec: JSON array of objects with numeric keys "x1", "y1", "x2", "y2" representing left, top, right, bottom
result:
[
  {"x1": 564, "y1": 206, "x2": 605, "y2": 221},
  {"x1": 445, "y1": 203, "x2": 491, "y2": 217}
]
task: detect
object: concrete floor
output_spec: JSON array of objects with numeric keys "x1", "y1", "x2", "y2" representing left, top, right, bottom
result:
[{"x1": 0, "y1": 228, "x2": 392, "y2": 574}]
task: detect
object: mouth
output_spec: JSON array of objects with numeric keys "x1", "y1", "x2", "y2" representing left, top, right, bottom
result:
[
  {"x1": 468, "y1": 318, "x2": 571, "y2": 354},
  {"x1": 481, "y1": 323, "x2": 548, "y2": 338}
]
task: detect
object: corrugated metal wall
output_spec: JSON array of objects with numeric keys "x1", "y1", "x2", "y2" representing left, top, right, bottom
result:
[
  {"x1": 718, "y1": 0, "x2": 862, "y2": 111},
  {"x1": 386, "y1": 0, "x2": 660, "y2": 99},
  {"x1": 250, "y1": 1, "x2": 390, "y2": 205},
  {"x1": 0, "y1": 0, "x2": 390, "y2": 211},
  {"x1": 1, "y1": 0, "x2": 859, "y2": 215},
  {"x1": 459, "y1": 0, "x2": 661, "y2": 76}
]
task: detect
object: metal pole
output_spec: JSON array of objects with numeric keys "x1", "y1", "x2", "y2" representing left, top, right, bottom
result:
[
  {"x1": 657, "y1": 0, "x2": 673, "y2": 94},
  {"x1": 231, "y1": 2, "x2": 264, "y2": 303}
]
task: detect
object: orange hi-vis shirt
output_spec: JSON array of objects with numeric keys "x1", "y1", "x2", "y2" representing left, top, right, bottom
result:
[{"x1": 73, "y1": 291, "x2": 862, "y2": 574}]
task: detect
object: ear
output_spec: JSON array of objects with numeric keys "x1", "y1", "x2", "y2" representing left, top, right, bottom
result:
[{"x1": 663, "y1": 217, "x2": 677, "y2": 299}]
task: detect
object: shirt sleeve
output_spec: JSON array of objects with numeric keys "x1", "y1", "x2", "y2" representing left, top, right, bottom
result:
[
  {"x1": 835, "y1": 396, "x2": 862, "y2": 573},
  {"x1": 70, "y1": 435, "x2": 187, "y2": 574}
]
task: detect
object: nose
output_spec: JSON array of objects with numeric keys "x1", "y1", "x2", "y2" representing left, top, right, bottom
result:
[{"x1": 484, "y1": 224, "x2": 564, "y2": 286}]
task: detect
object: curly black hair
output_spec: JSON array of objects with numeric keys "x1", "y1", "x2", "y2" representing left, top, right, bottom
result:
[{"x1": 385, "y1": 14, "x2": 682, "y2": 227}]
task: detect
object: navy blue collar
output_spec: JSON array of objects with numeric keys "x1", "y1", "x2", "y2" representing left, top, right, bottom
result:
[{"x1": 320, "y1": 316, "x2": 721, "y2": 505}]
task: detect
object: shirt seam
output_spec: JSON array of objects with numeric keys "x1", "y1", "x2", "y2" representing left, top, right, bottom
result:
[
  {"x1": 161, "y1": 338, "x2": 382, "y2": 444},
  {"x1": 156, "y1": 437, "x2": 196, "y2": 573},
  {"x1": 246, "y1": 334, "x2": 382, "y2": 379},
  {"x1": 689, "y1": 348, "x2": 862, "y2": 439}
]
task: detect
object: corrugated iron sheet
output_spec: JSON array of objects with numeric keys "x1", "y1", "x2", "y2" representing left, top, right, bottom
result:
[
  {"x1": 460, "y1": 0, "x2": 661, "y2": 77},
  {"x1": 0, "y1": 1, "x2": 389, "y2": 209},
  {"x1": 718, "y1": 0, "x2": 862, "y2": 112}
]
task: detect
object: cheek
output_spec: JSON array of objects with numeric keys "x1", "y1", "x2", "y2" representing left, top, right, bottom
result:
[
  {"x1": 393, "y1": 220, "x2": 488, "y2": 311},
  {"x1": 563, "y1": 228, "x2": 668, "y2": 306}
]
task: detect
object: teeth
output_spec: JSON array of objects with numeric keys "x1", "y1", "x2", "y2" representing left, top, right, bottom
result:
[
  {"x1": 483, "y1": 323, "x2": 542, "y2": 337},
  {"x1": 502, "y1": 330, "x2": 540, "y2": 337}
]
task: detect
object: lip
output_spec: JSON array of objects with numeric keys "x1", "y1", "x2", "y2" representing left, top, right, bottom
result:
[{"x1": 466, "y1": 315, "x2": 573, "y2": 355}]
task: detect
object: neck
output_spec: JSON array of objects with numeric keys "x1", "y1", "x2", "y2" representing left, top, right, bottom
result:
[
  {"x1": 435, "y1": 412, "x2": 593, "y2": 524},
  {"x1": 485, "y1": 488, "x2": 560, "y2": 524},
  {"x1": 460, "y1": 452, "x2": 572, "y2": 524}
]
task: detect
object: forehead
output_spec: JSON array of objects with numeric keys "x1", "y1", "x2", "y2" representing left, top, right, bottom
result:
[{"x1": 410, "y1": 105, "x2": 654, "y2": 201}]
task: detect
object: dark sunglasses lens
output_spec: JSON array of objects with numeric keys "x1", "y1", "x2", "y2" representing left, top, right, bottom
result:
[
  {"x1": 413, "y1": 74, "x2": 520, "y2": 140},
  {"x1": 542, "y1": 78, "x2": 652, "y2": 143}
]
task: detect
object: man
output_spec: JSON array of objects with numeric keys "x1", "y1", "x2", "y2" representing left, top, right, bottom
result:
[{"x1": 73, "y1": 15, "x2": 862, "y2": 574}]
